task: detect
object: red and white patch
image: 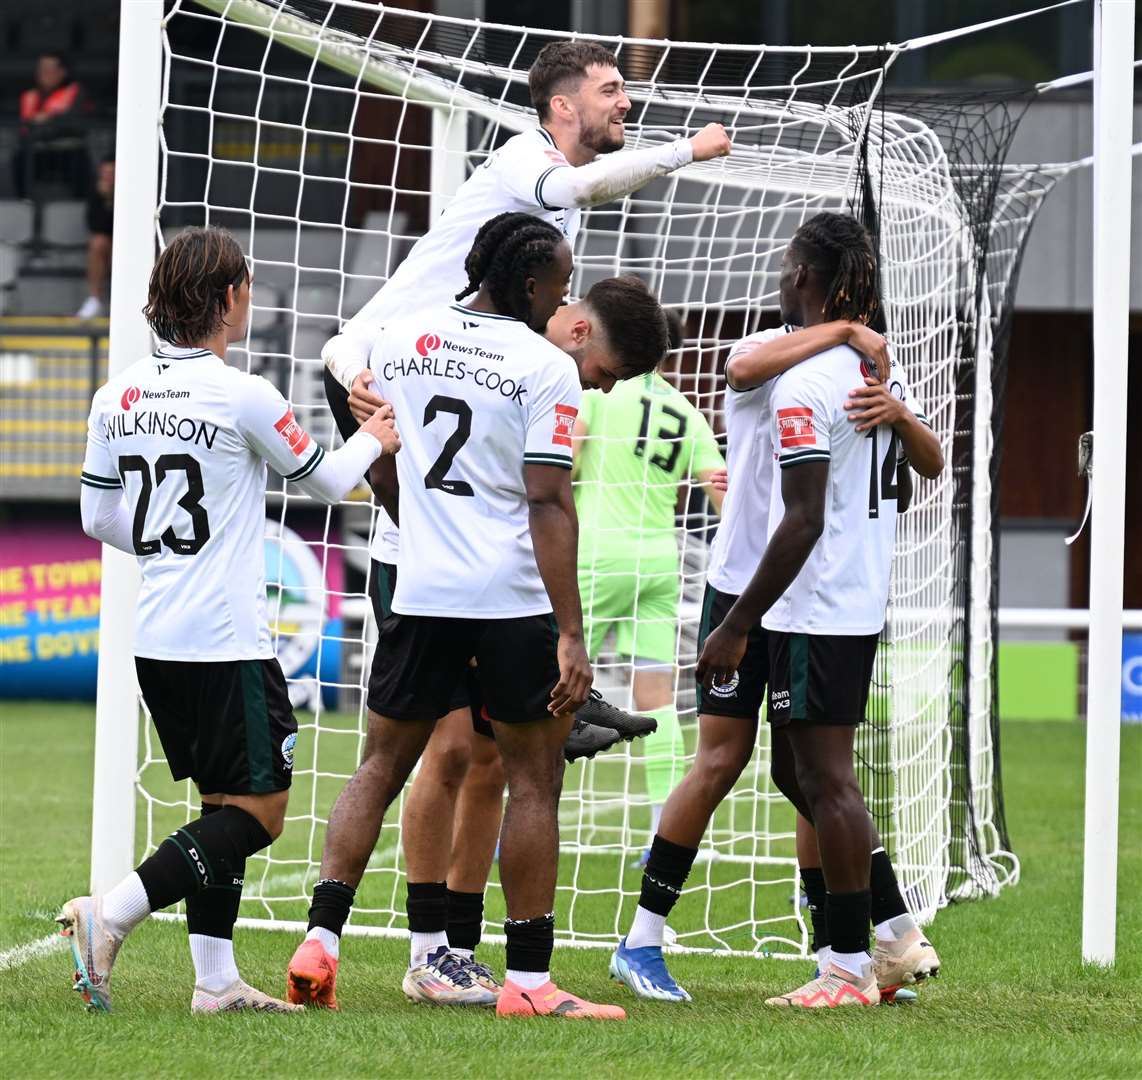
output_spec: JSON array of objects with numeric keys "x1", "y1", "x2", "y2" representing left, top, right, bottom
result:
[
  {"x1": 543, "y1": 148, "x2": 569, "y2": 165},
  {"x1": 415, "y1": 332, "x2": 441, "y2": 357},
  {"x1": 120, "y1": 386, "x2": 140, "y2": 411},
  {"x1": 777, "y1": 407, "x2": 816, "y2": 448},
  {"x1": 274, "y1": 409, "x2": 311, "y2": 457},
  {"x1": 552, "y1": 404, "x2": 577, "y2": 447}
]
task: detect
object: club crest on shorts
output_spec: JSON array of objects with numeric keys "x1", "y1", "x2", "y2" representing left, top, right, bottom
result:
[
  {"x1": 281, "y1": 732, "x2": 297, "y2": 769},
  {"x1": 709, "y1": 670, "x2": 740, "y2": 698}
]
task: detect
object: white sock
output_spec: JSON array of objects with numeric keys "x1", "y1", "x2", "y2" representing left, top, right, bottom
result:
[
  {"x1": 102, "y1": 872, "x2": 151, "y2": 937},
  {"x1": 649, "y1": 804, "x2": 664, "y2": 837},
  {"x1": 625, "y1": 905, "x2": 666, "y2": 950},
  {"x1": 816, "y1": 945, "x2": 831, "y2": 971},
  {"x1": 874, "y1": 912, "x2": 918, "y2": 943},
  {"x1": 506, "y1": 969, "x2": 549, "y2": 990},
  {"x1": 189, "y1": 933, "x2": 240, "y2": 993},
  {"x1": 410, "y1": 930, "x2": 449, "y2": 969},
  {"x1": 830, "y1": 949, "x2": 872, "y2": 979},
  {"x1": 451, "y1": 947, "x2": 474, "y2": 961},
  {"x1": 305, "y1": 926, "x2": 340, "y2": 959}
]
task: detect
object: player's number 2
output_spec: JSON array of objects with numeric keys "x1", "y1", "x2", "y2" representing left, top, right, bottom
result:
[
  {"x1": 118, "y1": 453, "x2": 211, "y2": 556},
  {"x1": 423, "y1": 395, "x2": 474, "y2": 497}
]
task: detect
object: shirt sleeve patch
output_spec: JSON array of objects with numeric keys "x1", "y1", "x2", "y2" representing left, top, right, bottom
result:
[
  {"x1": 544, "y1": 148, "x2": 569, "y2": 165},
  {"x1": 552, "y1": 403, "x2": 577, "y2": 447},
  {"x1": 274, "y1": 409, "x2": 312, "y2": 456},
  {"x1": 777, "y1": 407, "x2": 816, "y2": 448}
]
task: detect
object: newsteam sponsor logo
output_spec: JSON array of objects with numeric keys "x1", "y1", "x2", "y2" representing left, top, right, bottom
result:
[{"x1": 120, "y1": 386, "x2": 191, "y2": 411}]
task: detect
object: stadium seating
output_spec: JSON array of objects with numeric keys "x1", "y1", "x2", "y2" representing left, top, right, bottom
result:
[{"x1": 0, "y1": 200, "x2": 34, "y2": 245}]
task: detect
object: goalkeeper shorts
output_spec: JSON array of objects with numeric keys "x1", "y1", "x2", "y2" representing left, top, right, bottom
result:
[{"x1": 578, "y1": 554, "x2": 680, "y2": 665}]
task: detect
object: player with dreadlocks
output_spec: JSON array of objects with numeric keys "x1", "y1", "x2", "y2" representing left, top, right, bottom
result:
[
  {"x1": 287, "y1": 213, "x2": 648, "y2": 1019},
  {"x1": 690, "y1": 211, "x2": 944, "y2": 1009},
  {"x1": 608, "y1": 211, "x2": 920, "y2": 1005}
]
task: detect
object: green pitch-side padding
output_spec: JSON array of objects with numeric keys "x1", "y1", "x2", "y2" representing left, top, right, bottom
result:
[{"x1": 998, "y1": 641, "x2": 1079, "y2": 721}]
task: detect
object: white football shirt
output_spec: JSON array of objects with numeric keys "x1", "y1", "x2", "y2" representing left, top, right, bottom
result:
[
  {"x1": 761, "y1": 347, "x2": 930, "y2": 636},
  {"x1": 705, "y1": 325, "x2": 792, "y2": 596},
  {"x1": 81, "y1": 344, "x2": 330, "y2": 661},
  {"x1": 370, "y1": 303, "x2": 582, "y2": 619},
  {"x1": 348, "y1": 127, "x2": 582, "y2": 566}
]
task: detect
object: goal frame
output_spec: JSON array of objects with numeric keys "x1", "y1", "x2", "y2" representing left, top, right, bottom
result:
[{"x1": 92, "y1": 0, "x2": 1086, "y2": 949}]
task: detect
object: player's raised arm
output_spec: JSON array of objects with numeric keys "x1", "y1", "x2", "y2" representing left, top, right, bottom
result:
[
  {"x1": 237, "y1": 375, "x2": 399, "y2": 505},
  {"x1": 532, "y1": 123, "x2": 729, "y2": 210},
  {"x1": 523, "y1": 44, "x2": 729, "y2": 211}
]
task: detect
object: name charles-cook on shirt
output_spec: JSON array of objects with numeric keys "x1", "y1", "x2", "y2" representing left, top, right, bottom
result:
[
  {"x1": 381, "y1": 354, "x2": 528, "y2": 405},
  {"x1": 105, "y1": 409, "x2": 219, "y2": 449}
]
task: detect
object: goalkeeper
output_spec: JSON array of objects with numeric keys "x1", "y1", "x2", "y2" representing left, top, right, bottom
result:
[{"x1": 573, "y1": 308, "x2": 725, "y2": 843}]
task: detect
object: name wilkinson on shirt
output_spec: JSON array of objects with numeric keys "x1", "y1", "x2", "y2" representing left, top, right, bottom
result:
[{"x1": 105, "y1": 409, "x2": 219, "y2": 448}]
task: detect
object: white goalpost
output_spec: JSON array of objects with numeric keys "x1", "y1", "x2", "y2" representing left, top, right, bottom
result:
[
  {"x1": 96, "y1": 0, "x2": 1090, "y2": 959},
  {"x1": 1081, "y1": 0, "x2": 1134, "y2": 969}
]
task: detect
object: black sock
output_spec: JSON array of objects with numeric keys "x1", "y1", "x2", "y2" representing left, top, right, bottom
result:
[
  {"x1": 185, "y1": 804, "x2": 243, "y2": 940},
  {"x1": 446, "y1": 889, "x2": 484, "y2": 953},
  {"x1": 136, "y1": 805, "x2": 270, "y2": 912},
  {"x1": 800, "y1": 867, "x2": 829, "y2": 952},
  {"x1": 406, "y1": 881, "x2": 448, "y2": 933},
  {"x1": 504, "y1": 912, "x2": 554, "y2": 974},
  {"x1": 638, "y1": 835, "x2": 698, "y2": 917},
  {"x1": 826, "y1": 889, "x2": 871, "y2": 956},
  {"x1": 869, "y1": 848, "x2": 908, "y2": 926},
  {"x1": 307, "y1": 879, "x2": 356, "y2": 937}
]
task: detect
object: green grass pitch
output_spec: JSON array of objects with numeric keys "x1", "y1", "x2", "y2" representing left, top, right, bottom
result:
[{"x1": 1, "y1": 704, "x2": 1139, "y2": 1079}]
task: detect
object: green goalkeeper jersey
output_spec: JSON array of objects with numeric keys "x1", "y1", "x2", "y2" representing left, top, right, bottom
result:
[{"x1": 574, "y1": 372, "x2": 724, "y2": 565}]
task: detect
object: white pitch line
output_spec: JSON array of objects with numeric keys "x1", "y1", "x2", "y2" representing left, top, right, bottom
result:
[{"x1": 0, "y1": 933, "x2": 66, "y2": 971}]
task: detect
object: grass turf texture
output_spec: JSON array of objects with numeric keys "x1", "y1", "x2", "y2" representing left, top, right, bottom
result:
[{"x1": 1, "y1": 704, "x2": 1139, "y2": 1078}]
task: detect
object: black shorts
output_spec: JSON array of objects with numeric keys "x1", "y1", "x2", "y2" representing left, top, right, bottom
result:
[
  {"x1": 766, "y1": 631, "x2": 879, "y2": 727},
  {"x1": 369, "y1": 560, "x2": 492, "y2": 737},
  {"x1": 368, "y1": 610, "x2": 560, "y2": 725},
  {"x1": 135, "y1": 656, "x2": 298, "y2": 794},
  {"x1": 695, "y1": 583, "x2": 769, "y2": 719}
]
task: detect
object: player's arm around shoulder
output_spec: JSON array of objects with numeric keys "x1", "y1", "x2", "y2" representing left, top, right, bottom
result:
[
  {"x1": 725, "y1": 321, "x2": 890, "y2": 392},
  {"x1": 842, "y1": 364, "x2": 943, "y2": 479}
]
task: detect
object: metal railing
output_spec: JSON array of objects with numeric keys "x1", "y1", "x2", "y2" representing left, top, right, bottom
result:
[{"x1": 0, "y1": 317, "x2": 108, "y2": 499}]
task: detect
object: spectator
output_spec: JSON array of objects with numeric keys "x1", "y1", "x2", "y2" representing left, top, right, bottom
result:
[
  {"x1": 12, "y1": 52, "x2": 91, "y2": 199},
  {"x1": 77, "y1": 158, "x2": 114, "y2": 318}
]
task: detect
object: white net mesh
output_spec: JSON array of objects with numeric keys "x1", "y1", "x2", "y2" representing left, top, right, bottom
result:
[{"x1": 126, "y1": 0, "x2": 1049, "y2": 955}]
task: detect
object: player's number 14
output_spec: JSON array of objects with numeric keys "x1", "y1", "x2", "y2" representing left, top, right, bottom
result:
[{"x1": 867, "y1": 426, "x2": 899, "y2": 519}]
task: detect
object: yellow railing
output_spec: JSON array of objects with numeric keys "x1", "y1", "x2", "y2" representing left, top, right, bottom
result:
[{"x1": 0, "y1": 318, "x2": 109, "y2": 497}]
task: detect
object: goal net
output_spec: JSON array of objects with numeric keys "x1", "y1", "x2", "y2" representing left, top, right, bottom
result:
[{"x1": 115, "y1": 0, "x2": 1058, "y2": 957}]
